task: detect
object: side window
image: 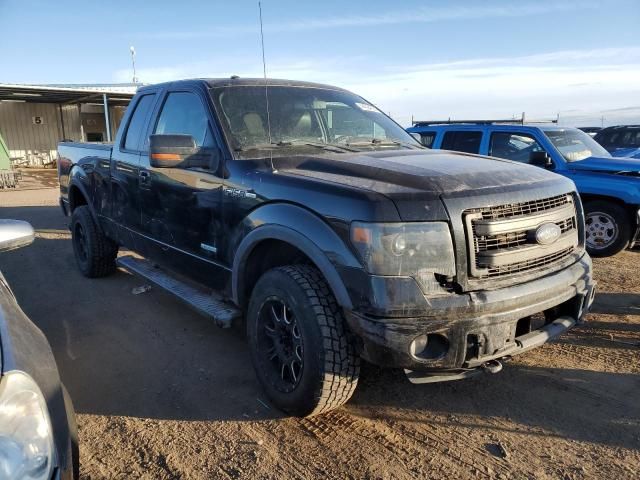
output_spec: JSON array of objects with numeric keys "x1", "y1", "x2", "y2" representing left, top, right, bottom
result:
[
  {"x1": 154, "y1": 92, "x2": 213, "y2": 147},
  {"x1": 489, "y1": 132, "x2": 544, "y2": 163},
  {"x1": 621, "y1": 129, "x2": 640, "y2": 147},
  {"x1": 441, "y1": 131, "x2": 482, "y2": 154},
  {"x1": 595, "y1": 131, "x2": 618, "y2": 147},
  {"x1": 418, "y1": 131, "x2": 436, "y2": 148},
  {"x1": 123, "y1": 94, "x2": 156, "y2": 151}
]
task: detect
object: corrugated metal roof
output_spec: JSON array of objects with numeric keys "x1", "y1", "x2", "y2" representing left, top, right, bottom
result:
[{"x1": 0, "y1": 83, "x2": 138, "y2": 105}]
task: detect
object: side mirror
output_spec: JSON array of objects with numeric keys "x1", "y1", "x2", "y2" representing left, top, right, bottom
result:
[
  {"x1": 529, "y1": 151, "x2": 553, "y2": 168},
  {"x1": 0, "y1": 220, "x2": 35, "y2": 252},
  {"x1": 409, "y1": 132, "x2": 422, "y2": 143},
  {"x1": 149, "y1": 134, "x2": 218, "y2": 170}
]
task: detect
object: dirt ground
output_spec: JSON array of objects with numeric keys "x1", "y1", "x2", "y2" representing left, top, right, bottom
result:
[{"x1": 1, "y1": 171, "x2": 639, "y2": 480}]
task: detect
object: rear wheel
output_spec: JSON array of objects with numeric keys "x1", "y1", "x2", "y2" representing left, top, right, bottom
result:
[
  {"x1": 584, "y1": 200, "x2": 630, "y2": 257},
  {"x1": 71, "y1": 206, "x2": 118, "y2": 277},
  {"x1": 247, "y1": 265, "x2": 360, "y2": 417}
]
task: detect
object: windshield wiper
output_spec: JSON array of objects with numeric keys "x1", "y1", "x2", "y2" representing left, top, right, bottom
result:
[
  {"x1": 344, "y1": 138, "x2": 418, "y2": 149},
  {"x1": 294, "y1": 141, "x2": 358, "y2": 153},
  {"x1": 236, "y1": 140, "x2": 357, "y2": 153}
]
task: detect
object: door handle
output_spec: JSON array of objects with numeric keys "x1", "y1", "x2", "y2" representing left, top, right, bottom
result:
[{"x1": 139, "y1": 170, "x2": 151, "y2": 186}]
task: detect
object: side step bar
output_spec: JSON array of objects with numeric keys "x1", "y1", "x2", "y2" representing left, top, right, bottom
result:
[{"x1": 116, "y1": 255, "x2": 241, "y2": 328}]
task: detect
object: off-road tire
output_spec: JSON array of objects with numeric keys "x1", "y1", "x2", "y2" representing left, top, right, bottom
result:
[
  {"x1": 247, "y1": 265, "x2": 360, "y2": 417},
  {"x1": 584, "y1": 200, "x2": 630, "y2": 257},
  {"x1": 71, "y1": 206, "x2": 118, "y2": 277}
]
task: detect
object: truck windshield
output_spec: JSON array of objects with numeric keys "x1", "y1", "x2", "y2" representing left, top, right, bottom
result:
[
  {"x1": 209, "y1": 85, "x2": 421, "y2": 156},
  {"x1": 543, "y1": 128, "x2": 610, "y2": 162}
]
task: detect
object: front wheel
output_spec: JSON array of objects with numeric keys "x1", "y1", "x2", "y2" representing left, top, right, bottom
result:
[
  {"x1": 584, "y1": 200, "x2": 630, "y2": 257},
  {"x1": 247, "y1": 265, "x2": 360, "y2": 417}
]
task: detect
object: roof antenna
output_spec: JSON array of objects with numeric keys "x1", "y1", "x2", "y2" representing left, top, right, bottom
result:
[{"x1": 258, "y1": 1, "x2": 276, "y2": 172}]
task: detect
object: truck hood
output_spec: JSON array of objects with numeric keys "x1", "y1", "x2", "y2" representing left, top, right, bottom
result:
[
  {"x1": 609, "y1": 147, "x2": 640, "y2": 159},
  {"x1": 566, "y1": 155, "x2": 640, "y2": 174},
  {"x1": 274, "y1": 149, "x2": 569, "y2": 221},
  {"x1": 276, "y1": 149, "x2": 560, "y2": 196}
]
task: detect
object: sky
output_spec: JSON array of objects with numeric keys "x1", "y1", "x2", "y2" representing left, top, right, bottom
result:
[{"x1": 1, "y1": 0, "x2": 639, "y2": 127}]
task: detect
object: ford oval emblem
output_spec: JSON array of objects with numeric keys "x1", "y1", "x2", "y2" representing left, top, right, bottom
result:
[{"x1": 535, "y1": 222, "x2": 562, "y2": 245}]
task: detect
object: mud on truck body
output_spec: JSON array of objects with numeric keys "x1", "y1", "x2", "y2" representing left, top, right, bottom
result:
[{"x1": 57, "y1": 78, "x2": 595, "y2": 416}]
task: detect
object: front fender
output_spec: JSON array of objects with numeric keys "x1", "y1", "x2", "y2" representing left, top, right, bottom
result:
[
  {"x1": 568, "y1": 171, "x2": 640, "y2": 205},
  {"x1": 231, "y1": 203, "x2": 362, "y2": 309}
]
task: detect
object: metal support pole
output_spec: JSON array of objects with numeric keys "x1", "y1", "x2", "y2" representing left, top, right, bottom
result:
[
  {"x1": 58, "y1": 104, "x2": 66, "y2": 140},
  {"x1": 103, "y1": 93, "x2": 111, "y2": 142}
]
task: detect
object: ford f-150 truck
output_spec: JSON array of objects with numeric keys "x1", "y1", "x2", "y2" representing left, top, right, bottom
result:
[
  {"x1": 58, "y1": 79, "x2": 595, "y2": 417},
  {"x1": 407, "y1": 121, "x2": 640, "y2": 257}
]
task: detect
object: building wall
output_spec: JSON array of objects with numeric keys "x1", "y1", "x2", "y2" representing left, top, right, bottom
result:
[
  {"x1": 0, "y1": 101, "x2": 126, "y2": 167},
  {"x1": 0, "y1": 102, "x2": 68, "y2": 166}
]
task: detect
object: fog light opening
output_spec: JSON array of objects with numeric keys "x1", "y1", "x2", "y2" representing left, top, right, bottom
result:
[{"x1": 410, "y1": 333, "x2": 449, "y2": 360}]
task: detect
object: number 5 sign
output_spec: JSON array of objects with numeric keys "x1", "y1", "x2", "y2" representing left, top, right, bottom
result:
[{"x1": 32, "y1": 116, "x2": 44, "y2": 125}]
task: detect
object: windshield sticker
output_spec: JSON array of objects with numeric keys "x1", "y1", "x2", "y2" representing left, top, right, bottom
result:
[{"x1": 355, "y1": 102, "x2": 380, "y2": 113}]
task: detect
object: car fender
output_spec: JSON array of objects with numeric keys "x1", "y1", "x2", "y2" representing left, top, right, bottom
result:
[
  {"x1": 67, "y1": 167, "x2": 99, "y2": 222},
  {"x1": 231, "y1": 203, "x2": 362, "y2": 309},
  {"x1": 568, "y1": 171, "x2": 640, "y2": 206}
]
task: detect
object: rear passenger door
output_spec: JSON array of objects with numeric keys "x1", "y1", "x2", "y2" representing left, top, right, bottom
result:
[
  {"x1": 110, "y1": 92, "x2": 157, "y2": 235},
  {"x1": 440, "y1": 131, "x2": 482, "y2": 154}
]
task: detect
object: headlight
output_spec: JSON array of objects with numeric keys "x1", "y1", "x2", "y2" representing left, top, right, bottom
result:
[
  {"x1": 0, "y1": 371, "x2": 54, "y2": 480},
  {"x1": 350, "y1": 222, "x2": 456, "y2": 294}
]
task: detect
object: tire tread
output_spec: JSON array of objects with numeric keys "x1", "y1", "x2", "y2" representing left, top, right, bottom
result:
[
  {"x1": 272, "y1": 265, "x2": 360, "y2": 416},
  {"x1": 71, "y1": 206, "x2": 118, "y2": 278}
]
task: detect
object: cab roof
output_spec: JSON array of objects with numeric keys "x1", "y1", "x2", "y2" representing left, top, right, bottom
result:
[
  {"x1": 138, "y1": 77, "x2": 351, "y2": 93},
  {"x1": 408, "y1": 123, "x2": 576, "y2": 133}
]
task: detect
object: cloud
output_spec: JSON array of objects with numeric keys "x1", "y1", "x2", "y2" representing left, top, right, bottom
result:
[
  {"x1": 113, "y1": 46, "x2": 640, "y2": 127},
  {"x1": 269, "y1": 1, "x2": 597, "y2": 31},
  {"x1": 142, "y1": 1, "x2": 599, "y2": 39}
]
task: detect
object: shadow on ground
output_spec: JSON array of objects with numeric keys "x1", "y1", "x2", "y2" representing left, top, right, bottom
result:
[{"x1": 591, "y1": 292, "x2": 640, "y2": 315}]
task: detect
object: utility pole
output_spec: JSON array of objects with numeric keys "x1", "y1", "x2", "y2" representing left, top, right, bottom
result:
[{"x1": 130, "y1": 46, "x2": 138, "y2": 84}]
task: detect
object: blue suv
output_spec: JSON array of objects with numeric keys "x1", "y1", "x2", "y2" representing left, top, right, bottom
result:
[{"x1": 407, "y1": 121, "x2": 640, "y2": 257}]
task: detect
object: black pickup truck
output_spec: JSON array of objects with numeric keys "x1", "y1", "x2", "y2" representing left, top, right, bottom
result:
[{"x1": 58, "y1": 78, "x2": 595, "y2": 416}]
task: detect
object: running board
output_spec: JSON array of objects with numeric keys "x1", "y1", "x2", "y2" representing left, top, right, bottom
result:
[{"x1": 116, "y1": 255, "x2": 240, "y2": 328}]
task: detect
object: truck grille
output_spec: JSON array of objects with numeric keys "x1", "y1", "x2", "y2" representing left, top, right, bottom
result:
[
  {"x1": 465, "y1": 194, "x2": 579, "y2": 279},
  {"x1": 478, "y1": 193, "x2": 571, "y2": 220}
]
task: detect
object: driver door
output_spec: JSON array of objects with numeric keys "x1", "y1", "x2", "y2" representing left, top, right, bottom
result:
[
  {"x1": 138, "y1": 89, "x2": 227, "y2": 287},
  {"x1": 488, "y1": 131, "x2": 546, "y2": 164}
]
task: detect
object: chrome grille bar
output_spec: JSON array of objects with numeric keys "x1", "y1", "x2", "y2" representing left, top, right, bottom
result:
[{"x1": 465, "y1": 194, "x2": 579, "y2": 279}]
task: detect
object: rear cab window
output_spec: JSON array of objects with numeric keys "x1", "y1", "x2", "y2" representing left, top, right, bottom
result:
[
  {"x1": 123, "y1": 94, "x2": 157, "y2": 152},
  {"x1": 441, "y1": 131, "x2": 482, "y2": 154}
]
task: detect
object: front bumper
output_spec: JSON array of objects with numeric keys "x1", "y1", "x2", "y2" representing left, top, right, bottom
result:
[{"x1": 345, "y1": 253, "x2": 595, "y2": 376}]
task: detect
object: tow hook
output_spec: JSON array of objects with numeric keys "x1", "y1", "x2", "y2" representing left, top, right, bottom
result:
[{"x1": 482, "y1": 359, "x2": 503, "y2": 374}]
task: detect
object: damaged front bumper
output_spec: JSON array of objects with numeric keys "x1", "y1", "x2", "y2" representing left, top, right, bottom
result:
[{"x1": 344, "y1": 253, "x2": 595, "y2": 383}]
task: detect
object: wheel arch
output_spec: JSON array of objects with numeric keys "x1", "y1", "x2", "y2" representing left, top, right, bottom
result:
[
  {"x1": 580, "y1": 194, "x2": 638, "y2": 227},
  {"x1": 232, "y1": 204, "x2": 361, "y2": 310},
  {"x1": 67, "y1": 180, "x2": 99, "y2": 221}
]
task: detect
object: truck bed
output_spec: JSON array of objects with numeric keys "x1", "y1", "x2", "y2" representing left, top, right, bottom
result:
[{"x1": 57, "y1": 141, "x2": 113, "y2": 203}]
